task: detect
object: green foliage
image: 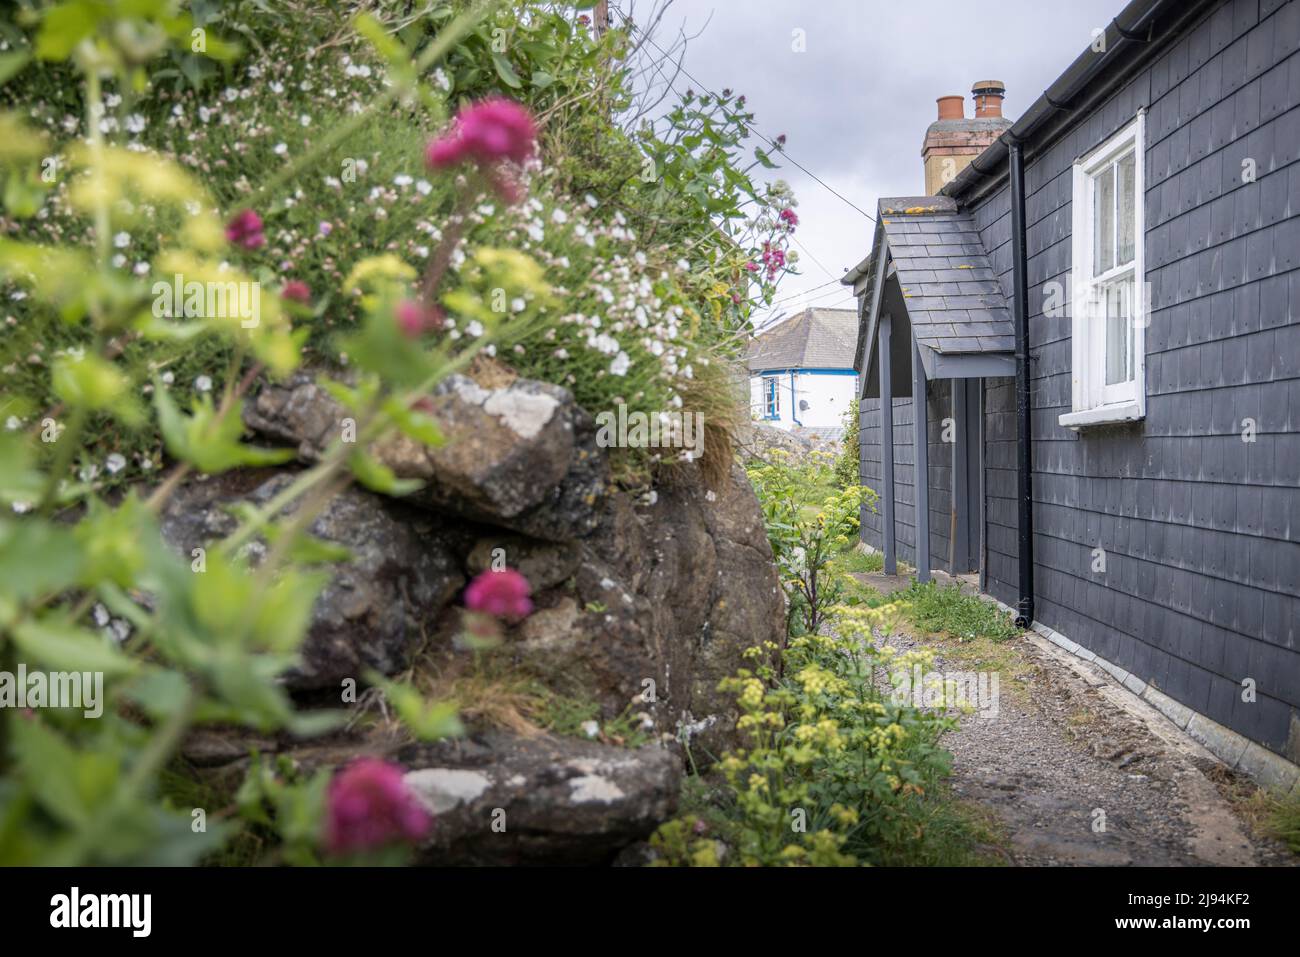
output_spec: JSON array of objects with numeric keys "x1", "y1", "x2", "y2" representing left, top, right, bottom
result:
[
  {"x1": 896, "y1": 581, "x2": 1022, "y2": 642},
  {"x1": 650, "y1": 605, "x2": 968, "y2": 867},
  {"x1": 0, "y1": 0, "x2": 808, "y2": 866},
  {"x1": 0, "y1": 2, "x2": 508, "y2": 867},
  {"x1": 746, "y1": 450, "x2": 873, "y2": 634},
  {"x1": 535, "y1": 691, "x2": 653, "y2": 748},
  {"x1": 834, "y1": 396, "x2": 860, "y2": 489},
  {"x1": 1266, "y1": 794, "x2": 1300, "y2": 854}
]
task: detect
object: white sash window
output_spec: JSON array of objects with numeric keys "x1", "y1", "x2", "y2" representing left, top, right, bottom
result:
[{"x1": 1060, "y1": 112, "x2": 1146, "y2": 429}]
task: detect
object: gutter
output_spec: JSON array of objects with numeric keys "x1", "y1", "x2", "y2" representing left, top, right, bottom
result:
[
  {"x1": 789, "y1": 371, "x2": 802, "y2": 426},
  {"x1": 943, "y1": 0, "x2": 1218, "y2": 205}
]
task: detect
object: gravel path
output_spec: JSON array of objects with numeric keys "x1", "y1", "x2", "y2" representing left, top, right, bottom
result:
[{"x1": 857, "y1": 574, "x2": 1296, "y2": 867}]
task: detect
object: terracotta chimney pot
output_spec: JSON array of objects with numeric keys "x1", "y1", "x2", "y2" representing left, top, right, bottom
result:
[
  {"x1": 936, "y1": 95, "x2": 965, "y2": 121},
  {"x1": 971, "y1": 80, "x2": 1006, "y2": 118}
]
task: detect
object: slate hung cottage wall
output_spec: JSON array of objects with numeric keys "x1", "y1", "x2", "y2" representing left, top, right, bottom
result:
[
  {"x1": 965, "y1": 0, "x2": 1300, "y2": 759},
  {"x1": 859, "y1": 383, "x2": 957, "y2": 576}
]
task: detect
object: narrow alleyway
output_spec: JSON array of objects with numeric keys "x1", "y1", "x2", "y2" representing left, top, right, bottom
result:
[{"x1": 856, "y1": 572, "x2": 1297, "y2": 867}]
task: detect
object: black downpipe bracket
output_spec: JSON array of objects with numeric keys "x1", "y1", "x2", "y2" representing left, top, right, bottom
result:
[{"x1": 1008, "y1": 137, "x2": 1034, "y2": 628}]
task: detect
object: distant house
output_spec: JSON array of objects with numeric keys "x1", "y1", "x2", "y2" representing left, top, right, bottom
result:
[
  {"x1": 844, "y1": 0, "x2": 1300, "y2": 783},
  {"x1": 746, "y1": 307, "x2": 858, "y2": 438}
]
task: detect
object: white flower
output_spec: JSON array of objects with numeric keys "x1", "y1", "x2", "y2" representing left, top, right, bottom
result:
[
  {"x1": 677, "y1": 259, "x2": 690, "y2": 272},
  {"x1": 270, "y1": 81, "x2": 284, "y2": 94},
  {"x1": 161, "y1": 371, "x2": 175, "y2": 385},
  {"x1": 299, "y1": 114, "x2": 311, "y2": 126},
  {"x1": 133, "y1": 262, "x2": 149, "y2": 276},
  {"x1": 466, "y1": 320, "x2": 484, "y2": 337},
  {"x1": 4, "y1": 416, "x2": 21, "y2": 431},
  {"x1": 78, "y1": 464, "x2": 100, "y2": 483},
  {"x1": 194, "y1": 375, "x2": 213, "y2": 392},
  {"x1": 111, "y1": 254, "x2": 126, "y2": 268},
  {"x1": 580, "y1": 720, "x2": 600, "y2": 739},
  {"x1": 415, "y1": 179, "x2": 432, "y2": 195},
  {"x1": 125, "y1": 113, "x2": 146, "y2": 134},
  {"x1": 527, "y1": 223, "x2": 544, "y2": 242},
  {"x1": 273, "y1": 142, "x2": 288, "y2": 155},
  {"x1": 113, "y1": 232, "x2": 130, "y2": 248},
  {"x1": 510, "y1": 297, "x2": 526, "y2": 313},
  {"x1": 432, "y1": 68, "x2": 451, "y2": 91},
  {"x1": 584, "y1": 194, "x2": 599, "y2": 208},
  {"x1": 551, "y1": 208, "x2": 568, "y2": 224},
  {"x1": 705, "y1": 489, "x2": 717, "y2": 502},
  {"x1": 105, "y1": 453, "x2": 127, "y2": 474},
  {"x1": 609, "y1": 351, "x2": 631, "y2": 376},
  {"x1": 394, "y1": 174, "x2": 413, "y2": 187}
]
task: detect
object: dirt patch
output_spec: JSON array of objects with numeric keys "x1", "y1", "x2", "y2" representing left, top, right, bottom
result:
[{"x1": 873, "y1": 608, "x2": 1297, "y2": 867}]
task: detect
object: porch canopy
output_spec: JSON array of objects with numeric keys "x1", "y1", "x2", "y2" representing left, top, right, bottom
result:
[{"x1": 843, "y1": 196, "x2": 1015, "y2": 580}]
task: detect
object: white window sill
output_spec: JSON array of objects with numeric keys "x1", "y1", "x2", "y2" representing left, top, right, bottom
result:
[{"x1": 1058, "y1": 400, "x2": 1144, "y2": 430}]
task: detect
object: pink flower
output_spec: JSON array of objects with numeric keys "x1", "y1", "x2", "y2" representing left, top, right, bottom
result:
[
  {"x1": 325, "y1": 758, "x2": 431, "y2": 855},
  {"x1": 396, "y1": 300, "x2": 445, "y2": 338},
  {"x1": 318, "y1": 221, "x2": 333, "y2": 237},
  {"x1": 225, "y1": 209, "x2": 265, "y2": 250},
  {"x1": 425, "y1": 97, "x2": 537, "y2": 171},
  {"x1": 744, "y1": 261, "x2": 759, "y2": 273},
  {"x1": 779, "y1": 208, "x2": 799, "y2": 227},
  {"x1": 281, "y1": 280, "x2": 311, "y2": 304},
  {"x1": 464, "y1": 568, "x2": 533, "y2": 619}
]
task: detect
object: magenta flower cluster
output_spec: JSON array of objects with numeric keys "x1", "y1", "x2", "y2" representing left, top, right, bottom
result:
[
  {"x1": 464, "y1": 568, "x2": 533, "y2": 619},
  {"x1": 225, "y1": 209, "x2": 265, "y2": 250},
  {"x1": 325, "y1": 758, "x2": 431, "y2": 855},
  {"x1": 425, "y1": 97, "x2": 537, "y2": 170},
  {"x1": 758, "y1": 241, "x2": 786, "y2": 280}
]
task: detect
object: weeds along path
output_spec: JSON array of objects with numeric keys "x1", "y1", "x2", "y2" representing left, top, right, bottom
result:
[{"x1": 856, "y1": 573, "x2": 1296, "y2": 867}]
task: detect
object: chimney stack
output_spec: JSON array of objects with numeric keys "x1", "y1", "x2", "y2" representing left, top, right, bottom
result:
[
  {"x1": 921, "y1": 80, "x2": 1012, "y2": 195},
  {"x1": 972, "y1": 80, "x2": 1006, "y2": 118}
]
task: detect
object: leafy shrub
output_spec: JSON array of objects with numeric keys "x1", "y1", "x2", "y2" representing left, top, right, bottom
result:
[
  {"x1": 3, "y1": 1, "x2": 802, "y2": 484},
  {"x1": 650, "y1": 604, "x2": 964, "y2": 867},
  {"x1": 746, "y1": 450, "x2": 873, "y2": 634},
  {"x1": 833, "y1": 396, "x2": 859, "y2": 489}
]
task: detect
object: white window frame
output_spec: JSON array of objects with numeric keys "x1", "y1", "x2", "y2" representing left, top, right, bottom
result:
[
  {"x1": 763, "y1": 375, "x2": 780, "y2": 419},
  {"x1": 1059, "y1": 111, "x2": 1147, "y2": 430}
]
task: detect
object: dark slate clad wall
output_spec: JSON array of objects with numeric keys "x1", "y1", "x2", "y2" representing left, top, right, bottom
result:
[
  {"x1": 964, "y1": 0, "x2": 1300, "y2": 759},
  {"x1": 859, "y1": 387, "x2": 955, "y2": 574}
]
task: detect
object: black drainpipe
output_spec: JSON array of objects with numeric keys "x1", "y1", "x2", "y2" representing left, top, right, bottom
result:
[{"x1": 1008, "y1": 136, "x2": 1034, "y2": 628}]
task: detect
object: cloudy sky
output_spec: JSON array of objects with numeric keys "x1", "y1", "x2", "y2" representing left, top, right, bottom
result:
[{"x1": 625, "y1": 0, "x2": 1122, "y2": 324}]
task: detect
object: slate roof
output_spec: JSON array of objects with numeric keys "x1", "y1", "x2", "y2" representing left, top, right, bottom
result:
[
  {"x1": 746, "y1": 307, "x2": 858, "y2": 372},
  {"x1": 876, "y1": 197, "x2": 1014, "y2": 353}
]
